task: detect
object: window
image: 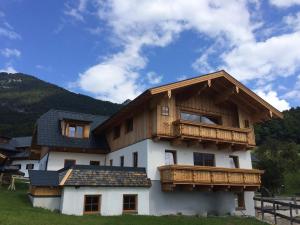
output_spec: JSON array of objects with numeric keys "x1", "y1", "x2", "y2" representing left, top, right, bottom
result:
[
  {"x1": 90, "y1": 161, "x2": 100, "y2": 166},
  {"x1": 113, "y1": 125, "x2": 121, "y2": 139},
  {"x1": 229, "y1": 155, "x2": 239, "y2": 168},
  {"x1": 123, "y1": 195, "x2": 137, "y2": 213},
  {"x1": 67, "y1": 124, "x2": 84, "y2": 138},
  {"x1": 193, "y1": 153, "x2": 215, "y2": 166},
  {"x1": 64, "y1": 159, "x2": 76, "y2": 168},
  {"x1": 165, "y1": 150, "x2": 177, "y2": 165},
  {"x1": 133, "y1": 152, "x2": 138, "y2": 167},
  {"x1": 109, "y1": 159, "x2": 113, "y2": 166},
  {"x1": 26, "y1": 164, "x2": 34, "y2": 170},
  {"x1": 180, "y1": 112, "x2": 221, "y2": 125},
  {"x1": 125, "y1": 118, "x2": 133, "y2": 133},
  {"x1": 244, "y1": 120, "x2": 250, "y2": 128},
  {"x1": 161, "y1": 106, "x2": 169, "y2": 116},
  {"x1": 235, "y1": 192, "x2": 245, "y2": 210},
  {"x1": 84, "y1": 195, "x2": 100, "y2": 214},
  {"x1": 120, "y1": 156, "x2": 124, "y2": 167},
  {"x1": 14, "y1": 164, "x2": 21, "y2": 169}
]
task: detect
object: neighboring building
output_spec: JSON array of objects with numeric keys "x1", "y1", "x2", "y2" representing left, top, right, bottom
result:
[
  {"x1": 0, "y1": 136, "x2": 38, "y2": 177},
  {"x1": 28, "y1": 70, "x2": 283, "y2": 217}
]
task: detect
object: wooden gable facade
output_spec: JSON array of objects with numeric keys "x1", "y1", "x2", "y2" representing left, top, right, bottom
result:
[{"x1": 95, "y1": 70, "x2": 283, "y2": 152}]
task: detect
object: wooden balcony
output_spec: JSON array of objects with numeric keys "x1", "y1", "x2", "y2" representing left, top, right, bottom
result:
[
  {"x1": 173, "y1": 120, "x2": 256, "y2": 147},
  {"x1": 159, "y1": 165, "x2": 263, "y2": 192}
]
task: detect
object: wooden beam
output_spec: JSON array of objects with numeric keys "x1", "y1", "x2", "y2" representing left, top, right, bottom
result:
[
  {"x1": 217, "y1": 143, "x2": 232, "y2": 150},
  {"x1": 214, "y1": 86, "x2": 239, "y2": 105},
  {"x1": 59, "y1": 169, "x2": 73, "y2": 186},
  {"x1": 167, "y1": 90, "x2": 172, "y2": 99}
]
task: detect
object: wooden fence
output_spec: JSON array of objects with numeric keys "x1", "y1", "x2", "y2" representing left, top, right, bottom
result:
[{"x1": 254, "y1": 196, "x2": 300, "y2": 224}]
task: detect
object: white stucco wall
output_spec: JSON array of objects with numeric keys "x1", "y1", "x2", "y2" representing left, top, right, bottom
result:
[
  {"x1": 29, "y1": 195, "x2": 61, "y2": 211},
  {"x1": 61, "y1": 186, "x2": 149, "y2": 216},
  {"x1": 39, "y1": 153, "x2": 49, "y2": 170},
  {"x1": 11, "y1": 159, "x2": 39, "y2": 177},
  {"x1": 106, "y1": 140, "x2": 148, "y2": 167},
  {"x1": 46, "y1": 151, "x2": 106, "y2": 170}
]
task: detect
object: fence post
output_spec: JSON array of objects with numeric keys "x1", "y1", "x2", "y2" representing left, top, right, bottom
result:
[
  {"x1": 261, "y1": 195, "x2": 264, "y2": 221},
  {"x1": 289, "y1": 202, "x2": 293, "y2": 225},
  {"x1": 293, "y1": 197, "x2": 298, "y2": 215},
  {"x1": 273, "y1": 200, "x2": 277, "y2": 224}
]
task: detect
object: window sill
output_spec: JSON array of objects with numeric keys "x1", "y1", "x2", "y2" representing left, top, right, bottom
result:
[
  {"x1": 123, "y1": 210, "x2": 137, "y2": 214},
  {"x1": 83, "y1": 211, "x2": 100, "y2": 215}
]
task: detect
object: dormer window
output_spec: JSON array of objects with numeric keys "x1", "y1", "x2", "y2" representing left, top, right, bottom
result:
[{"x1": 61, "y1": 120, "x2": 90, "y2": 139}]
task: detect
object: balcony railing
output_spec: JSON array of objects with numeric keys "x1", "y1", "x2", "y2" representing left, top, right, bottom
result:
[
  {"x1": 159, "y1": 165, "x2": 263, "y2": 192},
  {"x1": 173, "y1": 120, "x2": 256, "y2": 146}
]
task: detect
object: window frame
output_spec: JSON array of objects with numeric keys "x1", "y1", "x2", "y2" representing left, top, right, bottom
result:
[
  {"x1": 120, "y1": 156, "x2": 124, "y2": 167},
  {"x1": 14, "y1": 164, "x2": 21, "y2": 169},
  {"x1": 66, "y1": 123, "x2": 85, "y2": 138},
  {"x1": 125, "y1": 118, "x2": 134, "y2": 133},
  {"x1": 83, "y1": 195, "x2": 101, "y2": 214},
  {"x1": 165, "y1": 150, "x2": 177, "y2": 165},
  {"x1": 109, "y1": 159, "x2": 113, "y2": 166},
  {"x1": 133, "y1": 152, "x2": 138, "y2": 167},
  {"x1": 193, "y1": 152, "x2": 215, "y2": 167},
  {"x1": 90, "y1": 161, "x2": 100, "y2": 166},
  {"x1": 113, "y1": 125, "x2": 121, "y2": 139},
  {"x1": 180, "y1": 111, "x2": 222, "y2": 125},
  {"x1": 235, "y1": 192, "x2": 245, "y2": 210},
  {"x1": 123, "y1": 194, "x2": 138, "y2": 213},
  {"x1": 26, "y1": 164, "x2": 34, "y2": 170},
  {"x1": 229, "y1": 155, "x2": 239, "y2": 168},
  {"x1": 161, "y1": 106, "x2": 169, "y2": 116},
  {"x1": 244, "y1": 119, "x2": 250, "y2": 128},
  {"x1": 64, "y1": 159, "x2": 76, "y2": 168}
]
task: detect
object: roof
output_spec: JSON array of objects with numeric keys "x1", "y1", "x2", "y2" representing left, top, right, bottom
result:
[
  {"x1": 0, "y1": 136, "x2": 32, "y2": 152},
  {"x1": 34, "y1": 109, "x2": 109, "y2": 151},
  {"x1": 10, "y1": 150, "x2": 30, "y2": 159},
  {"x1": 29, "y1": 165, "x2": 151, "y2": 188},
  {"x1": 28, "y1": 170, "x2": 61, "y2": 187},
  {"x1": 94, "y1": 70, "x2": 283, "y2": 133}
]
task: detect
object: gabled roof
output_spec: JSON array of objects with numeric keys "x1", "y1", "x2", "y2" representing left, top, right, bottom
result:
[
  {"x1": 29, "y1": 165, "x2": 151, "y2": 188},
  {"x1": 0, "y1": 136, "x2": 32, "y2": 152},
  {"x1": 94, "y1": 70, "x2": 283, "y2": 133},
  {"x1": 33, "y1": 109, "x2": 109, "y2": 151}
]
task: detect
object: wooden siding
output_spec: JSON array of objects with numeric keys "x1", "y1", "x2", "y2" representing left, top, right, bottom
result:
[
  {"x1": 159, "y1": 165, "x2": 263, "y2": 192},
  {"x1": 29, "y1": 186, "x2": 61, "y2": 196}
]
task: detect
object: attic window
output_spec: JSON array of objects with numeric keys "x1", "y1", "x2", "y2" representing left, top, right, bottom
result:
[
  {"x1": 161, "y1": 106, "x2": 169, "y2": 116},
  {"x1": 61, "y1": 120, "x2": 90, "y2": 139},
  {"x1": 68, "y1": 125, "x2": 83, "y2": 138}
]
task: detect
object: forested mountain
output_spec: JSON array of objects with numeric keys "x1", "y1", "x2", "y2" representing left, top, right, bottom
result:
[
  {"x1": 254, "y1": 107, "x2": 300, "y2": 195},
  {"x1": 0, "y1": 72, "x2": 121, "y2": 137}
]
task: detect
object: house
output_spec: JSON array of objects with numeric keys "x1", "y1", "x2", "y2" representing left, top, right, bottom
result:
[
  {"x1": 10, "y1": 136, "x2": 39, "y2": 177},
  {"x1": 28, "y1": 70, "x2": 283, "y2": 216}
]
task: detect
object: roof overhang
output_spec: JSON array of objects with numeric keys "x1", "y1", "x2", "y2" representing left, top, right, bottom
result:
[{"x1": 94, "y1": 70, "x2": 283, "y2": 133}]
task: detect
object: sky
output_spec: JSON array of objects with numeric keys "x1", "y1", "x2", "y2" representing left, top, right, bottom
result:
[{"x1": 1, "y1": 0, "x2": 300, "y2": 111}]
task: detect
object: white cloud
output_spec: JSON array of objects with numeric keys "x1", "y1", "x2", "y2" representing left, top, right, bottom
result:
[
  {"x1": 0, "y1": 23, "x2": 21, "y2": 40},
  {"x1": 255, "y1": 89, "x2": 290, "y2": 111},
  {"x1": 146, "y1": 71, "x2": 162, "y2": 85},
  {"x1": 176, "y1": 75, "x2": 188, "y2": 81},
  {"x1": 75, "y1": 0, "x2": 256, "y2": 102},
  {"x1": 64, "y1": 0, "x2": 88, "y2": 22},
  {"x1": 0, "y1": 65, "x2": 17, "y2": 73},
  {"x1": 1, "y1": 48, "x2": 21, "y2": 58},
  {"x1": 221, "y1": 31, "x2": 300, "y2": 82},
  {"x1": 284, "y1": 12, "x2": 300, "y2": 31},
  {"x1": 269, "y1": 0, "x2": 300, "y2": 7}
]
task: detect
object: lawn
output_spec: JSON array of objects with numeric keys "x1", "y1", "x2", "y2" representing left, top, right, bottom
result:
[{"x1": 0, "y1": 182, "x2": 267, "y2": 225}]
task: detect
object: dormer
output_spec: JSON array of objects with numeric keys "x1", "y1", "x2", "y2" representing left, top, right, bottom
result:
[{"x1": 60, "y1": 119, "x2": 91, "y2": 139}]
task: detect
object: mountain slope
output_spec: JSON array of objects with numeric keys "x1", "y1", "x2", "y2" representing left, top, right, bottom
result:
[{"x1": 0, "y1": 72, "x2": 121, "y2": 137}]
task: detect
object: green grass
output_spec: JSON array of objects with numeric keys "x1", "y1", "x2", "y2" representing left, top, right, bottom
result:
[{"x1": 0, "y1": 182, "x2": 267, "y2": 225}]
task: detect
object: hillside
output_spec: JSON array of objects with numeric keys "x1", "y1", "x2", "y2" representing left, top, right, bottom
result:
[{"x1": 0, "y1": 72, "x2": 121, "y2": 137}]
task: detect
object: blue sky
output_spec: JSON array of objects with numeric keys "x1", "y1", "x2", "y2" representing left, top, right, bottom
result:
[{"x1": 1, "y1": 0, "x2": 300, "y2": 110}]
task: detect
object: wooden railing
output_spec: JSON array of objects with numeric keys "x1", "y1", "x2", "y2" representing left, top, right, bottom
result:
[
  {"x1": 159, "y1": 165, "x2": 263, "y2": 191},
  {"x1": 173, "y1": 120, "x2": 256, "y2": 146}
]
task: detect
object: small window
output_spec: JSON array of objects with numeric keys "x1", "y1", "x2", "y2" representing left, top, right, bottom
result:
[
  {"x1": 84, "y1": 195, "x2": 100, "y2": 214},
  {"x1": 161, "y1": 106, "x2": 169, "y2": 116},
  {"x1": 90, "y1": 161, "x2": 100, "y2": 166},
  {"x1": 125, "y1": 118, "x2": 133, "y2": 133},
  {"x1": 14, "y1": 164, "x2": 21, "y2": 169},
  {"x1": 113, "y1": 125, "x2": 121, "y2": 139},
  {"x1": 123, "y1": 195, "x2": 137, "y2": 213},
  {"x1": 235, "y1": 192, "x2": 245, "y2": 210},
  {"x1": 68, "y1": 126, "x2": 76, "y2": 137},
  {"x1": 109, "y1": 159, "x2": 113, "y2": 166},
  {"x1": 76, "y1": 125, "x2": 84, "y2": 138},
  {"x1": 229, "y1": 155, "x2": 239, "y2": 168},
  {"x1": 26, "y1": 164, "x2": 34, "y2": 170},
  {"x1": 180, "y1": 112, "x2": 221, "y2": 125},
  {"x1": 244, "y1": 120, "x2": 250, "y2": 128},
  {"x1": 120, "y1": 156, "x2": 124, "y2": 167},
  {"x1": 133, "y1": 152, "x2": 138, "y2": 167},
  {"x1": 64, "y1": 159, "x2": 76, "y2": 168},
  {"x1": 165, "y1": 150, "x2": 177, "y2": 165},
  {"x1": 193, "y1": 153, "x2": 215, "y2": 166}
]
